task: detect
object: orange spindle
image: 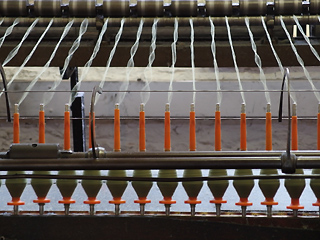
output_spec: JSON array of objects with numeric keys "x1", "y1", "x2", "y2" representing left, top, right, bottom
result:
[
  {"x1": 189, "y1": 103, "x2": 196, "y2": 151},
  {"x1": 88, "y1": 112, "x2": 95, "y2": 149},
  {"x1": 114, "y1": 103, "x2": 121, "y2": 152},
  {"x1": 240, "y1": 103, "x2": 246, "y2": 151},
  {"x1": 292, "y1": 103, "x2": 298, "y2": 151},
  {"x1": 13, "y1": 104, "x2": 19, "y2": 144},
  {"x1": 215, "y1": 103, "x2": 221, "y2": 151},
  {"x1": 39, "y1": 104, "x2": 45, "y2": 144},
  {"x1": 164, "y1": 103, "x2": 171, "y2": 152},
  {"x1": 139, "y1": 103, "x2": 146, "y2": 152},
  {"x1": 266, "y1": 103, "x2": 272, "y2": 151},
  {"x1": 64, "y1": 104, "x2": 71, "y2": 151}
]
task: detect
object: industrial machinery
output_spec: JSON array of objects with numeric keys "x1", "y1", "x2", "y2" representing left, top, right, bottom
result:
[{"x1": 0, "y1": 0, "x2": 320, "y2": 239}]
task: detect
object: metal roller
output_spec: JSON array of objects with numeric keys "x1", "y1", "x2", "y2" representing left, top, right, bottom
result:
[
  {"x1": 69, "y1": 0, "x2": 96, "y2": 17},
  {"x1": 0, "y1": 0, "x2": 28, "y2": 17},
  {"x1": 239, "y1": 0, "x2": 267, "y2": 16},
  {"x1": 170, "y1": 0, "x2": 197, "y2": 17},
  {"x1": 275, "y1": 0, "x2": 302, "y2": 15},
  {"x1": 206, "y1": 0, "x2": 232, "y2": 16},
  {"x1": 34, "y1": 0, "x2": 61, "y2": 17},
  {"x1": 137, "y1": 0, "x2": 164, "y2": 17},
  {"x1": 103, "y1": 0, "x2": 130, "y2": 17}
]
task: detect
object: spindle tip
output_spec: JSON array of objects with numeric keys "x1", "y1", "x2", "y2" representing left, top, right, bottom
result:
[
  {"x1": 190, "y1": 103, "x2": 195, "y2": 112},
  {"x1": 165, "y1": 103, "x2": 170, "y2": 112},
  {"x1": 115, "y1": 103, "x2": 119, "y2": 109},
  {"x1": 65, "y1": 103, "x2": 69, "y2": 112},
  {"x1": 14, "y1": 104, "x2": 19, "y2": 114},
  {"x1": 267, "y1": 103, "x2": 271, "y2": 113},
  {"x1": 140, "y1": 103, "x2": 145, "y2": 112},
  {"x1": 216, "y1": 103, "x2": 220, "y2": 112},
  {"x1": 292, "y1": 103, "x2": 297, "y2": 116},
  {"x1": 241, "y1": 103, "x2": 246, "y2": 114},
  {"x1": 40, "y1": 103, "x2": 44, "y2": 111}
]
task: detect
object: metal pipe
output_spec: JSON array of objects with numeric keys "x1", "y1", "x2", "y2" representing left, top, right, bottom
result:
[{"x1": 1, "y1": 16, "x2": 319, "y2": 28}]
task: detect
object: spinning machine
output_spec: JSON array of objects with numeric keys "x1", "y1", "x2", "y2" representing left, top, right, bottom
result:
[{"x1": 0, "y1": 0, "x2": 320, "y2": 239}]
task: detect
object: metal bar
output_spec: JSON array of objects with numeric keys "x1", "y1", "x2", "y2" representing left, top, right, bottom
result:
[
  {"x1": 1, "y1": 16, "x2": 319, "y2": 27},
  {"x1": 1, "y1": 173, "x2": 320, "y2": 181}
]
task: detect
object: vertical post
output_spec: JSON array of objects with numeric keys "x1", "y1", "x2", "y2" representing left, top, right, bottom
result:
[{"x1": 69, "y1": 67, "x2": 86, "y2": 152}]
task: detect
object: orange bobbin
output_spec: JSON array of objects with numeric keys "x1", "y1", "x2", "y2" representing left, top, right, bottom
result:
[
  {"x1": 261, "y1": 197, "x2": 278, "y2": 206},
  {"x1": 287, "y1": 198, "x2": 304, "y2": 210},
  {"x1": 160, "y1": 196, "x2": 176, "y2": 205},
  {"x1": 164, "y1": 104, "x2": 171, "y2": 152},
  {"x1": 39, "y1": 104, "x2": 45, "y2": 144},
  {"x1": 235, "y1": 197, "x2": 253, "y2": 206},
  {"x1": 59, "y1": 197, "x2": 76, "y2": 205},
  {"x1": 240, "y1": 105, "x2": 247, "y2": 151},
  {"x1": 292, "y1": 115, "x2": 298, "y2": 151},
  {"x1": 185, "y1": 196, "x2": 201, "y2": 205},
  {"x1": 139, "y1": 103, "x2": 146, "y2": 152},
  {"x1": 8, "y1": 197, "x2": 24, "y2": 206},
  {"x1": 210, "y1": 197, "x2": 227, "y2": 204},
  {"x1": 13, "y1": 104, "x2": 19, "y2": 144},
  {"x1": 114, "y1": 104, "x2": 121, "y2": 152},
  {"x1": 64, "y1": 104, "x2": 71, "y2": 151},
  {"x1": 189, "y1": 103, "x2": 196, "y2": 151},
  {"x1": 33, "y1": 197, "x2": 50, "y2": 204},
  {"x1": 215, "y1": 104, "x2": 221, "y2": 151},
  {"x1": 265, "y1": 111, "x2": 272, "y2": 151},
  {"x1": 88, "y1": 112, "x2": 95, "y2": 149},
  {"x1": 84, "y1": 197, "x2": 101, "y2": 205},
  {"x1": 134, "y1": 196, "x2": 151, "y2": 204}
]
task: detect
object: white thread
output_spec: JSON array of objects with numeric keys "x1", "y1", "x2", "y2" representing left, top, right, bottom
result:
[
  {"x1": 140, "y1": 18, "x2": 158, "y2": 105},
  {"x1": 209, "y1": 17, "x2": 221, "y2": 105},
  {"x1": 245, "y1": 17, "x2": 270, "y2": 104},
  {"x1": 280, "y1": 16, "x2": 320, "y2": 102},
  {"x1": 18, "y1": 20, "x2": 74, "y2": 106},
  {"x1": 117, "y1": 19, "x2": 144, "y2": 105},
  {"x1": 0, "y1": 18, "x2": 19, "y2": 48},
  {"x1": 225, "y1": 16, "x2": 245, "y2": 104},
  {"x1": 168, "y1": 18, "x2": 178, "y2": 104},
  {"x1": 261, "y1": 16, "x2": 297, "y2": 103}
]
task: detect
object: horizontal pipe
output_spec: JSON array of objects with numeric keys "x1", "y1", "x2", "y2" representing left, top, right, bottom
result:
[
  {"x1": 1, "y1": 173, "x2": 320, "y2": 181},
  {"x1": 1, "y1": 16, "x2": 319, "y2": 28},
  {"x1": 0, "y1": 156, "x2": 318, "y2": 170}
]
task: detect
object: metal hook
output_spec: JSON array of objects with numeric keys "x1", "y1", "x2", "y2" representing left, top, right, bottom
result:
[
  {"x1": 90, "y1": 86, "x2": 102, "y2": 159},
  {"x1": 278, "y1": 68, "x2": 296, "y2": 174},
  {"x1": 0, "y1": 64, "x2": 11, "y2": 122}
]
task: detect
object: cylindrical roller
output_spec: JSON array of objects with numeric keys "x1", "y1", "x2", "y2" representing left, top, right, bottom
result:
[
  {"x1": 69, "y1": 0, "x2": 96, "y2": 17},
  {"x1": 170, "y1": 0, "x2": 197, "y2": 17},
  {"x1": 137, "y1": 0, "x2": 164, "y2": 16},
  {"x1": 0, "y1": 0, "x2": 28, "y2": 17},
  {"x1": 103, "y1": 0, "x2": 130, "y2": 17},
  {"x1": 310, "y1": 0, "x2": 320, "y2": 14},
  {"x1": 34, "y1": 0, "x2": 61, "y2": 17},
  {"x1": 275, "y1": 0, "x2": 302, "y2": 15},
  {"x1": 206, "y1": 0, "x2": 232, "y2": 16},
  {"x1": 239, "y1": 0, "x2": 267, "y2": 15}
]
